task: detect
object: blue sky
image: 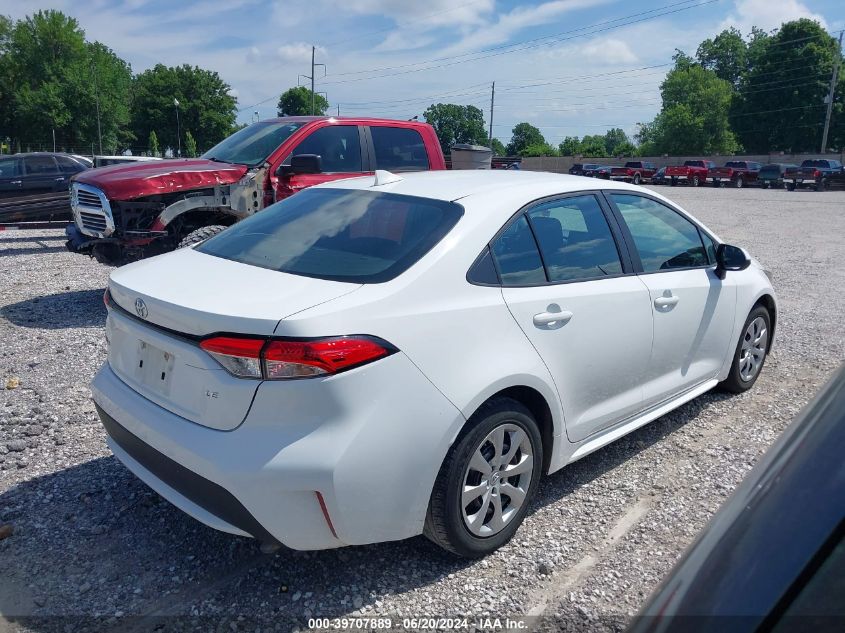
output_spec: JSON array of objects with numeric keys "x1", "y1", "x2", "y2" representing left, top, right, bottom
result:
[{"x1": 1, "y1": 0, "x2": 842, "y2": 146}]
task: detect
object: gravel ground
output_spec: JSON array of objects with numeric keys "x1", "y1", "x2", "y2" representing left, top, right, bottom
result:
[{"x1": 0, "y1": 186, "x2": 843, "y2": 632}]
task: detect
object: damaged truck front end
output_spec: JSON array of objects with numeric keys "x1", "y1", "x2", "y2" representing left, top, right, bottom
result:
[{"x1": 67, "y1": 166, "x2": 266, "y2": 265}]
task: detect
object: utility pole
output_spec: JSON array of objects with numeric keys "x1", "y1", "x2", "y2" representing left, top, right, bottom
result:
[
  {"x1": 91, "y1": 58, "x2": 103, "y2": 155},
  {"x1": 821, "y1": 31, "x2": 843, "y2": 153},
  {"x1": 174, "y1": 98, "x2": 181, "y2": 157},
  {"x1": 300, "y1": 46, "x2": 326, "y2": 115},
  {"x1": 488, "y1": 81, "x2": 495, "y2": 146},
  {"x1": 337, "y1": 104, "x2": 340, "y2": 117}
]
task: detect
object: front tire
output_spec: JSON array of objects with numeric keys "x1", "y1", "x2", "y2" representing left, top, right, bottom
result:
[
  {"x1": 633, "y1": 173, "x2": 641, "y2": 185},
  {"x1": 424, "y1": 398, "x2": 542, "y2": 558},
  {"x1": 691, "y1": 175, "x2": 700, "y2": 187},
  {"x1": 734, "y1": 176, "x2": 744, "y2": 189},
  {"x1": 178, "y1": 224, "x2": 227, "y2": 248},
  {"x1": 720, "y1": 306, "x2": 771, "y2": 393}
]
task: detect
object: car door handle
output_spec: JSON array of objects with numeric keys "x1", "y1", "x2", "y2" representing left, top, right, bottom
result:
[
  {"x1": 654, "y1": 295, "x2": 680, "y2": 308},
  {"x1": 55, "y1": 177, "x2": 65, "y2": 182},
  {"x1": 10, "y1": 180, "x2": 21, "y2": 186},
  {"x1": 533, "y1": 310, "x2": 573, "y2": 326}
]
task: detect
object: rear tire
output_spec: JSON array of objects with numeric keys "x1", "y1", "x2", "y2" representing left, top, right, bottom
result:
[
  {"x1": 816, "y1": 178, "x2": 827, "y2": 192},
  {"x1": 734, "y1": 176, "x2": 744, "y2": 189},
  {"x1": 633, "y1": 174, "x2": 641, "y2": 185},
  {"x1": 691, "y1": 175, "x2": 700, "y2": 187},
  {"x1": 424, "y1": 398, "x2": 543, "y2": 558},
  {"x1": 720, "y1": 306, "x2": 771, "y2": 394},
  {"x1": 178, "y1": 225, "x2": 227, "y2": 248}
]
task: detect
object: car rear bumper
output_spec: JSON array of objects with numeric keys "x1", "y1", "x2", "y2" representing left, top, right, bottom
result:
[{"x1": 91, "y1": 353, "x2": 465, "y2": 550}]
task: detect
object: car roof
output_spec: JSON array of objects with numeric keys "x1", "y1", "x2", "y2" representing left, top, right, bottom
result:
[{"x1": 314, "y1": 169, "x2": 645, "y2": 204}]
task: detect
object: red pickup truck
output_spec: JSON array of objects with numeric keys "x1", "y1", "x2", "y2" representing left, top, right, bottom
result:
[
  {"x1": 664, "y1": 160, "x2": 716, "y2": 187},
  {"x1": 609, "y1": 161, "x2": 658, "y2": 185},
  {"x1": 708, "y1": 161, "x2": 762, "y2": 188},
  {"x1": 66, "y1": 116, "x2": 446, "y2": 264}
]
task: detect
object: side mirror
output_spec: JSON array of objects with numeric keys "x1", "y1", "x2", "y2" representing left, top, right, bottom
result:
[
  {"x1": 715, "y1": 243, "x2": 751, "y2": 278},
  {"x1": 276, "y1": 154, "x2": 322, "y2": 178}
]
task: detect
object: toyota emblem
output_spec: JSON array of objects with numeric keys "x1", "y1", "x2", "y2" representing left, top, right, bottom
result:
[{"x1": 135, "y1": 298, "x2": 148, "y2": 319}]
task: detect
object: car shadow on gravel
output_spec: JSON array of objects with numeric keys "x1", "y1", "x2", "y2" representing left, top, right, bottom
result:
[
  {"x1": 0, "y1": 390, "x2": 733, "y2": 629},
  {"x1": 1, "y1": 289, "x2": 106, "y2": 329}
]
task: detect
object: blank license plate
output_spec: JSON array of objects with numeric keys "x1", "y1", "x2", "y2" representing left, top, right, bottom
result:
[{"x1": 134, "y1": 339, "x2": 175, "y2": 396}]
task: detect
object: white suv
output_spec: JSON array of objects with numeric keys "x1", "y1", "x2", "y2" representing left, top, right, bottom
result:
[{"x1": 93, "y1": 170, "x2": 776, "y2": 557}]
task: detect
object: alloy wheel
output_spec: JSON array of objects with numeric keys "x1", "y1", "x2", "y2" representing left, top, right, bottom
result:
[
  {"x1": 461, "y1": 424, "x2": 534, "y2": 537},
  {"x1": 738, "y1": 316, "x2": 767, "y2": 382}
]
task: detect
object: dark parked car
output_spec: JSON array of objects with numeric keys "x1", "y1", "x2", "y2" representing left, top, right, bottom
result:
[
  {"x1": 651, "y1": 167, "x2": 668, "y2": 185},
  {"x1": 784, "y1": 159, "x2": 844, "y2": 191},
  {"x1": 569, "y1": 163, "x2": 600, "y2": 176},
  {"x1": 758, "y1": 163, "x2": 797, "y2": 189},
  {"x1": 0, "y1": 152, "x2": 89, "y2": 223},
  {"x1": 630, "y1": 364, "x2": 845, "y2": 633},
  {"x1": 585, "y1": 165, "x2": 616, "y2": 180}
]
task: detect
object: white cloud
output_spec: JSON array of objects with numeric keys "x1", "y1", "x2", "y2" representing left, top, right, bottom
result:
[
  {"x1": 543, "y1": 36, "x2": 638, "y2": 64},
  {"x1": 719, "y1": 0, "x2": 827, "y2": 34},
  {"x1": 276, "y1": 43, "x2": 327, "y2": 62}
]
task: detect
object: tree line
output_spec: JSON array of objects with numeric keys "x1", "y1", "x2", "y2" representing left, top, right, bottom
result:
[{"x1": 0, "y1": 10, "x2": 238, "y2": 156}]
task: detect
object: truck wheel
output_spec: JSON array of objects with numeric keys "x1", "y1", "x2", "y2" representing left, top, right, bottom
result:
[
  {"x1": 787, "y1": 182, "x2": 796, "y2": 191},
  {"x1": 761, "y1": 182, "x2": 769, "y2": 189},
  {"x1": 733, "y1": 176, "x2": 744, "y2": 189},
  {"x1": 816, "y1": 178, "x2": 827, "y2": 192},
  {"x1": 633, "y1": 174, "x2": 641, "y2": 185},
  {"x1": 178, "y1": 225, "x2": 227, "y2": 248},
  {"x1": 670, "y1": 178, "x2": 677, "y2": 186},
  {"x1": 691, "y1": 175, "x2": 700, "y2": 187}
]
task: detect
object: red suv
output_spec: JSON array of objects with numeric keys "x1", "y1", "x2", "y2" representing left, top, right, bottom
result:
[{"x1": 66, "y1": 117, "x2": 446, "y2": 264}]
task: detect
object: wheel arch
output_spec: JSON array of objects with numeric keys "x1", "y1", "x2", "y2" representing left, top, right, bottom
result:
[
  {"x1": 752, "y1": 293, "x2": 777, "y2": 352},
  {"x1": 463, "y1": 384, "x2": 558, "y2": 475}
]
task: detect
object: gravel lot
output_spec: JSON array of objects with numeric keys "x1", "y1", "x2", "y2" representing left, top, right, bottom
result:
[{"x1": 0, "y1": 185, "x2": 843, "y2": 632}]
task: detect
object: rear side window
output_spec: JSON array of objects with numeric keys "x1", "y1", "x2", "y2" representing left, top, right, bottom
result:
[
  {"x1": 24, "y1": 155, "x2": 59, "y2": 175},
  {"x1": 371, "y1": 127, "x2": 429, "y2": 171},
  {"x1": 56, "y1": 155, "x2": 85, "y2": 173},
  {"x1": 610, "y1": 194, "x2": 708, "y2": 272},
  {"x1": 527, "y1": 195, "x2": 622, "y2": 282},
  {"x1": 491, "y1": 215, "x2": 545, "y2": 285},
  {"x1": 197, "y1": 188, "x2": 462, "y2": 283},
  {"x1": 0, "y1": 157, "x2": 18, "y2": 178},
  {"x1": 291, "y1": 125, "x2": 362, "y2": 173}
]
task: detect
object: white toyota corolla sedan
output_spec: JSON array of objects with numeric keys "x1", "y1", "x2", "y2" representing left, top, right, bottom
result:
[{"x1": 93, "y1": 170, "x2": 776, "y2": 557}]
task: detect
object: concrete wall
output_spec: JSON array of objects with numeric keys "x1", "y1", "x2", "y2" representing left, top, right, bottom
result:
[{"x1": 521, "y1": 152, "x2": 845, "y2": 173}]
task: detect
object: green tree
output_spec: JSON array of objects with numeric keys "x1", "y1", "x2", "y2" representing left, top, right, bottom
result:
[
  {"x1": 643, "y1": 59, "x2": 738, "y2": 155},
  {"x1": 131, "y1": 63, "x2": 237, "y2": 155},
  {"x1": 423, "y1": 103, "x2": 487, "y2": 155},
  {"x1": 0, "y1": 15, "x2": 13, "y2": 142},
  {"x1": 614, "y1": 141, "x2": 638, "y2": 156},
  {"x1": 489, "y1": 137, "x2": 506, "y2": 155},
  {"x1": 733, "y1": 19, "x2": 843, "y2": 152},
  {"x1": 603, "y1": 127, "x2": 630, "y2": 155},
  {"x1": 519, "y1": 142, "x2": 558, "y2": 157},
  {"x1": 80, "y1": 41, "x2": 133, "y2": 152},
  {"x1": 696, "y1": 27, "x2": 748, "y2": 86},
  {"x1": 506, "y1": 122, "x2": 545, "y2": 155},
  {"x1": 148, "y1": 130, "x2": 159, "y2": 156},
  {"x1": 277, "y1": 86, "x2": 329, "y2": 116},
  {"x1": 558, "y1": 136, "x2": 580, "y2": 155},
  {"x1": 579, "y1": 135, "x2": 608, "y2": 157},
  {"x1": 184, "y1": 129, "x2": 197, "y2": 157}
]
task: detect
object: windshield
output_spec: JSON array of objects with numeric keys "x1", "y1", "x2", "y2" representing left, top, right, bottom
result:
[
  {"x1": 197, "y1": 188, "x2": 464, "y2": 283},
  {"x1": 801, "y1": 160, "x2": 827, "y2": 168},
  {"x1": 201, "y1": 121, "x2": 304, "y2": 166}
]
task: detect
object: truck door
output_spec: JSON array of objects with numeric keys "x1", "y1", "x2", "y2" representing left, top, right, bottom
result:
[{"x1": 274, "y1": 124, "x2": 370, "y2": 201}]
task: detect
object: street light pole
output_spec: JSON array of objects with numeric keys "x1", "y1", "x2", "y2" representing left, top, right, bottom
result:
[{"x1": 174, "y1": 98, "x2": 181, "y2": 157}]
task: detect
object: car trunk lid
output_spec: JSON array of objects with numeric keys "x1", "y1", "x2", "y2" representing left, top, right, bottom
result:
[{"x1": 106, "y1": 248, "x2": 362, "y2": 430}]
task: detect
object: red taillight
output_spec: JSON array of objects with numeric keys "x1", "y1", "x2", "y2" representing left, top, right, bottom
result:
[
  {"x1": 103, "y1": 288, "x2": 111, "y2": 307},
  {"x1": 200, "y1": 335, "x2": 394, "y2": 380},
  {"x1": 200, "y1": 336, "x2": 265, "y2": 378},
  {"x1": 814, "y1": 169, "x2": 821, "y2": 178}
]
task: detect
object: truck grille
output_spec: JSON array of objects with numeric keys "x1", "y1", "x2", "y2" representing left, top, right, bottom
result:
[{"x1": 72, "y1": 183, "x2": 115, "y2": 237}]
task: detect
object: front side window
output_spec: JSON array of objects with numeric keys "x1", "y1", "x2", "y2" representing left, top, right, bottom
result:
[
  {"x1": 202, "y1": 121, "x2": 304, "y2": 167},
  {"x1": 490, "y1": 215, "x2": 545, "y2": 286},
  {"x1": 371, "y1": 126, "x2": 429, "y2": 171},
  {"x1": 527, "y1": 195, "x2": 622, "y2": 282},
  {"x1": 24, "y1": 155, "x2": 59, "y2": 175},
  {"x1": 197, "y1": 188, "x2": 462, "y2": 283},
  {"x1": 0, "y1": 157, "x2": 19, "y2": 178},
  {"x1": 290, "y1": 125, "x2": 362, "y2": 173},
  {"x1": 610, "y1": 194, "x2": 708, "y2": 272},
  {"x1": 56, "y1": 155, "x2": 85, "y2": 173}
]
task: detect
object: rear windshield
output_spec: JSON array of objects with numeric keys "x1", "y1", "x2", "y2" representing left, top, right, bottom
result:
[
  {"x1": 197, "y1": 188, "x2": 464, "y2": 283},
  {"x1": 760, "y1": 164, "x2": 781, "y2": 173},
  {"x1": 202, "y1": 121, "x2": 304, "y2": 167},
  {"x1": 725, "y1": 161, "x2": 744, "y2": 168},
  {"x1": 801, "y1": 159, "x2": 828, "y2": 168},
  {"x1": 684, "y1": 161, "x2": 704, "y2": 167},
  {"x1": 624, "y1": 162, "x2": 642, "y2": 168}
]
